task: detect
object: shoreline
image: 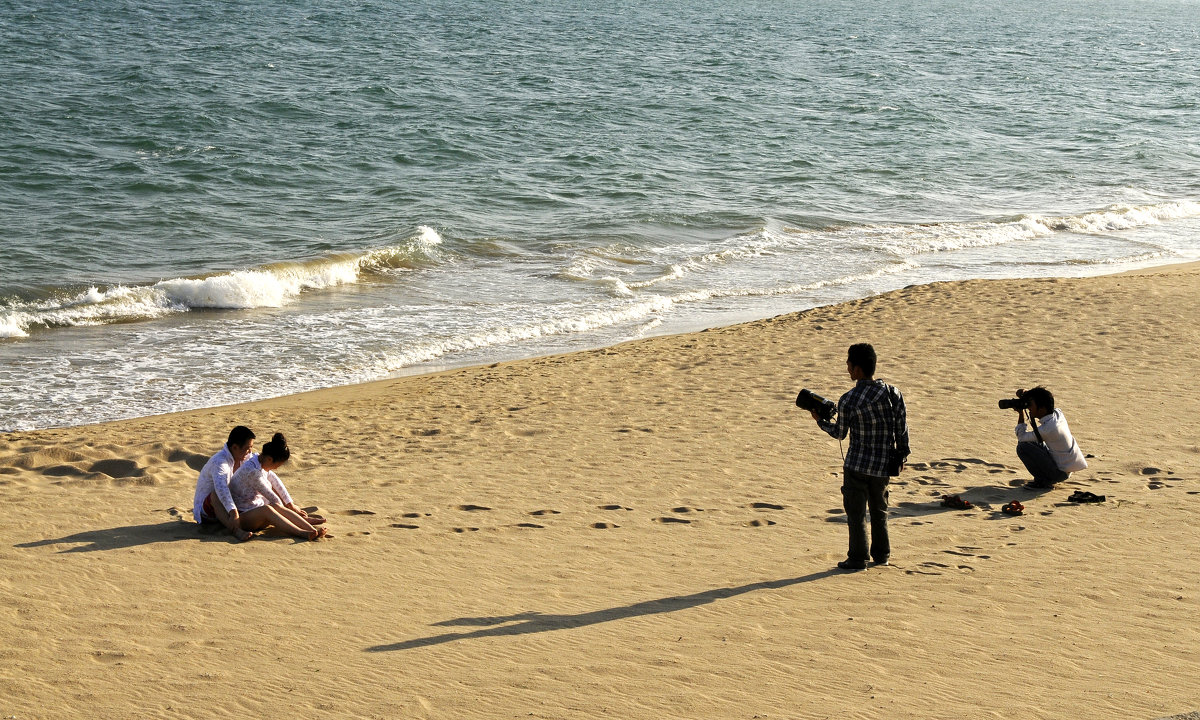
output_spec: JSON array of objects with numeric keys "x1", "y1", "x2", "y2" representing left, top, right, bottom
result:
[
  {"x1": 3, "y1": 260, "x2": 1198, "y2": 718},
  {"x1": 6, "y1": 257, "x2": 1199, "y2": 437}
]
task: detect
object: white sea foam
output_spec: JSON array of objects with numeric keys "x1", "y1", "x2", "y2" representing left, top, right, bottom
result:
[
  {"x1": 0, "y1": 313, "x2": 28, "y2": 338},
  {"x1": 826, "y1": 201, "x2": 1200, "y2": 258},
  {"x1": 0, "y1": 226, "x2": 446, "y2": 334},
  {"x1": 371, "y1": 261, "x2": 915, "y2": 373}
]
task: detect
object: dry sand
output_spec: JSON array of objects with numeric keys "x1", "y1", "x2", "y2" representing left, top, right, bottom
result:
[{"x1": 2, "y1": 263, "x2": 1198, "y2": 719}]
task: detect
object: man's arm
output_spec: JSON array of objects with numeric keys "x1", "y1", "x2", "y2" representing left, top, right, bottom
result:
[
  {"x1": 213, "y1": 463, "x2": 240, "y2": 524},
  {"x1": 815, "y1": 396, "x2": 848, "y2": 440}
]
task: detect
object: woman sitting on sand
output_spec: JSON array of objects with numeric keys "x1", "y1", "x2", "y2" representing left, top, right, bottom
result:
[{"x1": 228, "y1": 433, "x2": 329, "y2": 541}]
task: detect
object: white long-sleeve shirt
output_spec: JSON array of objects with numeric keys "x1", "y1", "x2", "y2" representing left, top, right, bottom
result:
[
  {"x1": 1016, "y1": 408, "x2": 1087, "y2": 473},
  {"x1": 228, "y1": 454, "x2": 295, "y2": 514},
  {"x1": 192, "y1": 444, "x2": 241, "y2": 523}
]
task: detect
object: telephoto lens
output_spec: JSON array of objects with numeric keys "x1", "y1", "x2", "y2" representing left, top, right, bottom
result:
[{"x1": 796, "y1": 389, "x2": 837, "y2": 420}]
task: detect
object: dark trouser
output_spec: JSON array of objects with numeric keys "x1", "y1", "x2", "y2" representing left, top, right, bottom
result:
[
  {"x1": 1016, "y1": 441, "x2": 1069, "y2": 485},
  {"x1": 842, "y1": 468, "x2": 890, "y2": 564}
]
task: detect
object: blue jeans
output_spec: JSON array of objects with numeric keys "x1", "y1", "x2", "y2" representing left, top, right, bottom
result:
[
  {"x1": 1016, "y1": 441, "x2": 1068, "y2": 485},
  {"x1": 842, "y1": 468, "x2": 890, "y2": 564}
]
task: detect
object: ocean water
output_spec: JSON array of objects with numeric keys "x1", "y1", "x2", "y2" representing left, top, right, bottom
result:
[{"x1": 2, "y1": 0, "x2": 1199, "y2": 431}]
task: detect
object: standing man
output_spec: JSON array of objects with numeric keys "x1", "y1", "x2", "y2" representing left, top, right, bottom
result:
[
  {"x1": 1013, "y1": 386, "x2": 1086, "y2": 489},
  {"x1": 193, "y1": 425, "x2": 256, "y2": 541},
  {"x1": 811, "y1": 343, "x2": 909, "y2": 571}
]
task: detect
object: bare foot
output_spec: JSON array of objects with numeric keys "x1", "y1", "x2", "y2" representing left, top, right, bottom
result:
[
  {"x1": 234, "y1": 528, "x2": 253, "y2": 542},
  {"x1": 305, "y1": 514, "x2": 327, "y2": 525},
  {"x1": 314, "y1": 527, "x2": 332, "y2": 540}
]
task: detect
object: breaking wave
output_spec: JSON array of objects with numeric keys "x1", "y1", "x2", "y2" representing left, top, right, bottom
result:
[{"x1": 0, "y1": 226, "x2": 444, "y2": 337}]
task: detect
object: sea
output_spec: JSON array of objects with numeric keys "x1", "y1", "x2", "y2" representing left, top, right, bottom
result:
[{"x1": 2, "y1": 0, "x2": 1199, "y2": 432}]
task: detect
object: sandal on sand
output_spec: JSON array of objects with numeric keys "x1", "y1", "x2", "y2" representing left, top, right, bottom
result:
[
  {"x1": 1001, "y1": 501, "x2": 1024, "y2": 515},
  {"x1": 1068, "y1": 491, "x2": 1106, "y2": 503},
  {"x1": 941, "y1": 494, "x2": 972, "y2": 510}
]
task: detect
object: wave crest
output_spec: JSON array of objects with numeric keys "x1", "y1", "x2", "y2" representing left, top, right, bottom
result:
[{"x1": 0, "y1": 226, "x2": 446, "y2": 334}]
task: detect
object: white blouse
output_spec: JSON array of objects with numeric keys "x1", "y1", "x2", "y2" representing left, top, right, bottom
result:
[{"x1": 228, "y1": 454, "x2": 295, "y2": 513}]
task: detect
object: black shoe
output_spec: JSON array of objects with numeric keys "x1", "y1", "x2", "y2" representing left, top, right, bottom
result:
[
  {"x1": 871, "y1": 558, "x2": 889, "y2": 567},
  {"x1": 837, "y1": 560, "x2": 867, "y2": 571},
  {"x1": 1023, "y1": 480, "x2": 1054, "y2": 490}
]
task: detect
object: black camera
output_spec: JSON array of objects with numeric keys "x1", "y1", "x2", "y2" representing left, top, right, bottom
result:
[
  {"x1": 796, "y1": 389, "x2": 836, "y2": 420},
  {"x1": 998, "y1": 394, "x2": 1029, "y2": 410}
]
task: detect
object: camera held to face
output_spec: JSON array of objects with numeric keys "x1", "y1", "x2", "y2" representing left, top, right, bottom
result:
[
  {"x1": 998, "y1": 388, "x2": 1028, "y2": 410},
  {"x1": 796, "y1": 389, "x2": 837, "y2": 420}
]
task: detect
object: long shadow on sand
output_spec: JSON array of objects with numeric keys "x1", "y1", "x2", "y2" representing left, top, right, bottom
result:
[
  {"x1": 893, "y1": 481, "x2": 1051, "y2": 518},
  {"x1": 367, "y1": 569, "x2": 839, "y2": 652},
  {"x1": 14, "y1": 520, "x2": 232, "y2": 553}
]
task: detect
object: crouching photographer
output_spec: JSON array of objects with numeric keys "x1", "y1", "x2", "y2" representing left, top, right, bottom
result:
[
  {"x1": 801, "y1": 343, "x2": 909, "y2": 572},
  {"x1": 1003, "y1": 386, "x2": 1087, "y2": 489}
]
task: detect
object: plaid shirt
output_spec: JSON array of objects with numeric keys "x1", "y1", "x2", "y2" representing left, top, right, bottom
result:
[{"x1": 817, "y1": 379, "x2": 909, "y2": 477}]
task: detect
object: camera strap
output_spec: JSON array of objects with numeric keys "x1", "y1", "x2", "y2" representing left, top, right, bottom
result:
[{"x1": 1030, "y1": 416, "x2": 1045, "y2": 445}]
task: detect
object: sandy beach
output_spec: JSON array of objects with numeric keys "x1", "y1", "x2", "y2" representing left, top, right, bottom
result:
[{"x1": 2, "y1": 262, "x2": 1198, "y2": 720}]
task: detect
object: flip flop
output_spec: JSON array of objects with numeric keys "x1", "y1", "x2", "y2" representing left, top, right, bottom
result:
[
  {"x1": 941, "y1": 494, "x2": 972, "y2": 510},
  {"x1": 1001, "y1": 501, "x2": 1024, "y2": 515},
  {"x1": 1068, "y1": 491, "x2": 1105, "y2": 503}
]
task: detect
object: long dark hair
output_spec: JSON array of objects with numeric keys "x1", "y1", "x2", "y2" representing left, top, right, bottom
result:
[{"x1": 260, "y1": 432, "x2": 290, "y2": 464}]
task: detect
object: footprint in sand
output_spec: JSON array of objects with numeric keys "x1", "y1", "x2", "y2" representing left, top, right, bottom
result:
[
  {"x1": 166, "y1": 449, "x2": 210, "y2": 471},
  {"x1": 339, "y1": 509, "x2": 376, "y2": 516},
  {"x1": 514, "y1": 523, "x2": 544, "y2": 529},
  {"x1": 458, "y1": 504, "x2": 491, "y2": 512},
  {"x1": 530, "y1": 509, "x2": 561, "y2": 516},
  {"x1": 598, "y1": 505, "x2": 632, "y2": 511},
  {"x1": 653, "y1": 517, "x2": 691, "y2": 524},
  {"x1": 401, "y1": 512, "x2": 432, "y2": 518},
  {"x1": 390, "y1": 523, "x2": 420, "y2": 530},
  {"x1": 930, "y1": 461, "x2": 968, "y2": 472},
  {"x1": 452, "y1": 527, "x2": 480, "y2": 533},
  {"x1": 671, "y1": 506, "x2": 702, "y2": 514},
  {"x1": 913, "y1": 476, "x2": 949, "y2": 486},
  {"x1": 944, "y1": 548, "x2": 990, "y2": 560},
  {"x1": 592, "y1": 522, "x2": 619, "y2": 529},
  {"x1": 745, "y1": 519, "x2": 776, "y2": 527},
  {"x1": 747, "y1": 502, "x2": 785, "y2": 510},
  {"x1": 906, "y1": 563, "x2": 946, "y2": 576}
]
